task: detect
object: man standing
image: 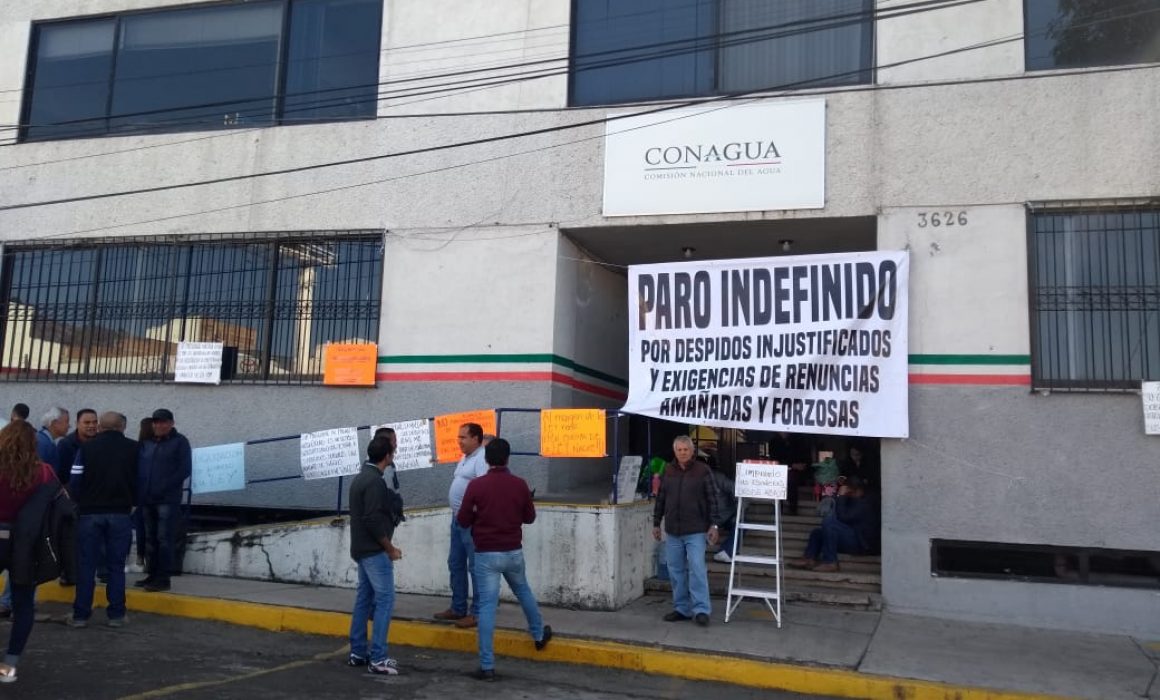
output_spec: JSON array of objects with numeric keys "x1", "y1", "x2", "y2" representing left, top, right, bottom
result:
[
  {"x1": 433, "y1": 422, "x2": 486, "y2": 628},
  {"x1": 37, "y1": 407, "x2": 70, "y2": 483},
  {"x1": 67, "y1": 412, "x2": 138, "y2": 628},
  {"x1": 456, "y1": 438, "x2": 550, "y2": 681},
  {"x1": 347, "y1": 436, "x2": 404, "y2": 675},
  {"x1": 652, "y1": 435, "x2": 722, "y2": 627},
  {"x1": 58, "y1": 409, "x2": 99, "y2": 485},
  {"x1": 136, "y1": 409, "x2": 191, "y2": 593}
]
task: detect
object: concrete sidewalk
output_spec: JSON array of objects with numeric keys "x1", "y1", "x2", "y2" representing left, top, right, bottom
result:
[{"x1": 37, "y1": 575, "x2": 1159, "y2": 700}]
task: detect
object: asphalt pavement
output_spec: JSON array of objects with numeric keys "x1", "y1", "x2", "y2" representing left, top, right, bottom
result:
[{"x1": 5, "y1": 603, "x2": 830, "y2": 700}]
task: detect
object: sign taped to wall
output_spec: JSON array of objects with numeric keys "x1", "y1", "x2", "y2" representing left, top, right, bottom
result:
[
  {"x1": 622, "y1": 251, "x2": 909, "y2": 438},
  {"x1": 540, "y1": 408, "x2": 606, "y2": 457},
  {"x1": 323, "y1": 344, "x2": 378, "y2": 386},
  {"x1": 434, "y1": 410, "x2": 497, "y2": 463},
  {"x1": 174, "y1": 342, "x2": 223, "y2": 384}
]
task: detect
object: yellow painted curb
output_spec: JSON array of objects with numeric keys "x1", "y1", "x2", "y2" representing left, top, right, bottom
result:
[{"x1": 35, "y1": 582, "x2": 1070, "y2": 700}]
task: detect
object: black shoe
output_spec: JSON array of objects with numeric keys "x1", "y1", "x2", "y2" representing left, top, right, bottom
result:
[
  {"x1": 134, "y1": 578, "x2": 155, "y2": 588},
  {"x1": 695, "y1": 613, "x2": 710, "y2": 627},
  {"x1": 143, "y1": 580, "x2": 171, "y2": 592},
  {"x1": 663, "y1": 611, "x2": 691, "y2": 622},
  {"x1": 535, "y1": 625, "x2": 552, "y2": 651},
  {"x1": 473, "y1": 669, "x2": 496, "y2": 682},
  {"x1": 346, "y1": 654, "x2": 367, "y2": 667}
]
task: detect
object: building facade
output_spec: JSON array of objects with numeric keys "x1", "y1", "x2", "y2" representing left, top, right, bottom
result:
[{"x1": 1, "y1": 0, "x2": 1158, "y2": 635}]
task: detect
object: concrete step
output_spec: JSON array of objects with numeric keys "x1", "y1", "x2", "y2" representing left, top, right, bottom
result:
[
  {"x1": 709, "y1": 562, "x2": 882, "y2": 588},
  {"x1": 644, "y1": 576, "x2": 883, "y2": 611},
  {"x1": 706, "y1": 555, "x2": 881, "y2": 575}
]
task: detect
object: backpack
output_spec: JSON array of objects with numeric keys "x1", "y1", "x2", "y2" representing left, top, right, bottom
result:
[{"x1": 8, "y1": 482, "x2": 78, "y2": 586}]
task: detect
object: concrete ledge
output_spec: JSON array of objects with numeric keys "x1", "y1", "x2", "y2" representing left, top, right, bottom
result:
[{"x1": 36, "y1": 583, "x2": 1071, "y2": 700}]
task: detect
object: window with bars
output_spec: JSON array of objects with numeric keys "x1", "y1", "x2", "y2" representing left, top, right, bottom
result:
[
  {"x1": 1028, "y1": 206, "x2": 1160, "y2": 390},
  {"x1": 568, "y1": 0, "x2": 874, "y2": 107},
  {"x1": 0, "y1": 232, "x2": 383, "y2": 384}
]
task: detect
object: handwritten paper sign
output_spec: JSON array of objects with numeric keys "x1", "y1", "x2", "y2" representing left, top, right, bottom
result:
[
  {"x1": 1144, "y1": 381, "x2": 1160, "y2": 435},
  {"x1": 540, "y1": 409, "x2": 606, "y2": 457},
  {"x1": 433, "y1": 410, "x2": 497, "y2": 463},
  {"x1": 191, "y1": 443, "x2": 246, "y2": 495},
  {"x1": 300, "y1": 427, "x2": 362, "y2": 480},
  {"x1": 174, "y1": 342, "x2": 223, "y2": 384},
  {"x1": 735, "y1": 461, "x2": 788, "y2": 500},
  {"x1": 322, "y1": 344, "x2": 378, "y2": 386},
  {"x1": 616, "y1": 456, "x2": 643, "y2": 504},
  {"x1": 371, "y1": 419, "x2": 434, "y2": 471}
]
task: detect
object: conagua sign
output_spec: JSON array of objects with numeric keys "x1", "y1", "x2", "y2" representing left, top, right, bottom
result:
[
  {"x1": 602, "y1": 99, "x2": 825, "y2": 217},
  {"x1": 621, "y1": 251, "x2": 910, "y2": 438}
]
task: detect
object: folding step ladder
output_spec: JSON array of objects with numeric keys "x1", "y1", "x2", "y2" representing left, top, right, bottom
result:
[{"x1": 724, "y1": 462, "x2": 785, "y2": 627}]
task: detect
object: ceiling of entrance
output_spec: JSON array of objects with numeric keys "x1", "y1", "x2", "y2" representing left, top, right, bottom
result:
[{"x1": 562, "y1": 217, "x2": 876, "y2": 267}]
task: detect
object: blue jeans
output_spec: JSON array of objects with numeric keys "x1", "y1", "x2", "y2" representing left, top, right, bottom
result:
[
  {"x1": 143, "y1": 504, "x2": 180, "y2": 583},
  {"x1": 448, "y1": 521, "x2": 478, "y2": 616},
  {"x1": 804, "y1": 514, "x2": 867, "y2": 563},
  {"x1": 664, "y1": 533, "x2": 711, "y2": 616},
  {"x1": 474, "y1": 550, "x2": 544, "y2": 671},
  {"x1": 74, "y1": 513, "x2": 133, "y2": 621},
  {"x1": 4, "y1": 582, "x2": 34, "y2": 664},
  {"x1": 0, "y1": 575, "x2": 35, "y2": 609},
  {"x1": 349, "y1": 552, "x2": 394, "y2": 663}
]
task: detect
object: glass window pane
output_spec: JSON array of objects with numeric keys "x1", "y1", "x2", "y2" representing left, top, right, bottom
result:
[
  {"x1": 24, "y1": 20, "x2": 115, "y2": 141},
  {"x1": 284, "y1": 0, "x2": 383, "y2": 123},
  {"x1": 571, "y1": 0, "x2": 716, "y2": 106},
  {"x1": 718, "y1": 0, "x2": 873, "y2": 92},
  {"x1": 1026, "y1": 0, "x2": 1160, "y2": 71},
  {"x1": 109, "y1": 2, "x2": 283, "y2": 134}
]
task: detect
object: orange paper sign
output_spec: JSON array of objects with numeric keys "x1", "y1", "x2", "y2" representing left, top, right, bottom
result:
[
  {"x1": 540, "y1": 409, "x2": 606, "y2": 458},
  {"x1": 434, "y1": 410, "x2": 497, "y2": 463},
  {"x1": 322, "y1": 344, "x2": 378, "y2": 386}
]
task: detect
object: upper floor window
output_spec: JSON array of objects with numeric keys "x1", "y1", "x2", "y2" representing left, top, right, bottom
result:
[
  {"x1": 0, "y1": 232, "x2": 383, "y2": 384},
  {"x1": 569, "y1": 0, "x2": 874, "y2": 107},
  {"x1": 1028, "y1": 206, "x2": 1160, "y2": 391},
  {"x1": 1025, "y1": 0, "x2": 1160, "y2": 71},
  {"x1": 21, "y1": 0, "x2": 383, "y2": 142}
]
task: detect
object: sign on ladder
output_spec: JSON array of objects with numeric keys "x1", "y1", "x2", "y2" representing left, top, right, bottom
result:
[{"x1": 725, "y1": 461, "x2": 787, "y2": 627}]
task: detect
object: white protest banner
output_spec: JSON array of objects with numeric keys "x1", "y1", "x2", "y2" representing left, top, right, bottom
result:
[
  {"x1": 174, "y1": 342, "x2": 224, "y2": 384},
  {"x1": 623, "y1": 251, "x2": 909, "y2": 438},
  {"x1": 1143, "y1": 381, "x2": 1160, "y2": 435},
  {"x1": 735, "y1": 462, "x2": 788, "y2": 500},
  {"x1": 191, "y1": 443, "x2": 246, "y2": 495},
  {"x1": 603, "y1": 99, "x2": 825, "y2": 217},
  {"x1": 300, "y1": 427, "x2": 361, "y2": 480},
  {"x1": 616, "y1": 456, "x2": 643, "y2": 504},
  {"x1": 371, "y1": 419, "x2": 435, "y2": 471}
]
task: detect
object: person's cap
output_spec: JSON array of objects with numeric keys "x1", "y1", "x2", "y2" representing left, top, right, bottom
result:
[{"x1": 151, "y1": 408, "x2": 175, "y2": 422}]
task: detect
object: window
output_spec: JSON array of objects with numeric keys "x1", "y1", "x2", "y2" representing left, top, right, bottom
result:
[
  {"x1": 932, "y1": 540, "x2": 1160, "y2": 591},
  {"x1": 0, "y1": 233, "x2": 383, "y2": 384},
  {"x1": 1025, "y1": 0, "x2": 1160, "y2": 71},
  {"x1": 1028, "y1": 206, "x2": 1160, "y2": 390},
  {"x1": 569, "y1": 0, "x2": 873, "y2": 106},
  {"x1": 21, "y1": 0, "x2": 382, "y2": 142}
]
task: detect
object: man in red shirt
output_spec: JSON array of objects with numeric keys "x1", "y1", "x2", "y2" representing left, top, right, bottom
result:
[{"x1": 455, "y1": 438, "x2": 551, "y2": 681}]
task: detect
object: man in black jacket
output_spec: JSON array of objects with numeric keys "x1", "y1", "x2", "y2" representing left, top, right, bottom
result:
[
  {"x1": 136, "y1": 408, "x2": 191, "y2": 593},
  {"x1": 67, "y1": 412, "x2": 138, "y2": 627},
  {"x1": 346, "y1": 436, "x2": 404, "y2": 676}
]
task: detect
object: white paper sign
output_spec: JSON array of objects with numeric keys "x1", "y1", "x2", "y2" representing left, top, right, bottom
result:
[
  {"x1": 1143, "y1": 381, "x2": 1160, "y2": 435},
  {"x1": 174, "y1": 342, "x2": 224, "y2": 384},
  {"x1": 616, "y1": 456, "x2": 643, "y2": 504},
  {"x1": 622, "y1": 251, "x2": 909, "y2": 438},
  {"x1": 300, "y1": 427, "x2": 361, "y2": 480},
  {"x1": 735, "y1": 462, "x2": 788, "y2": 500},
  {"x1": 371, "y1": 419, "x2": 435, "y2": 471},
  {"x1": 603, "y1": 99, "x2": 825, "y2": 217},
  {"x1": 191, "y1": 443, "x2": 246, "y2": 495}
]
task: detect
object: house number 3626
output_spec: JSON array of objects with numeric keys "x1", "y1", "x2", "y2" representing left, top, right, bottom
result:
[{"x1": 917, "y1": 211, "x2": 968, "y2": 227}]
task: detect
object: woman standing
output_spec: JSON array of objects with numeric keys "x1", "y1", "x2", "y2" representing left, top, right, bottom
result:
[{"x1": 0, "y1": 420, "x2": 58, "y2": 683}]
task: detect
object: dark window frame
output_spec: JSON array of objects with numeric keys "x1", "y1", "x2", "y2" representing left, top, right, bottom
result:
[
  {"x1": 0, "y1": 231, "x2": 385, "y2": 386},
  {"x1": 1023, "y1": 0, "x2": 1160, "y2": 73},
  {"x1": 931, "y1": 539, "x2": 1160, "y2": 591},
  {"x1": 19, "y1": 0, "x2": 383, "y2": 143},
  {"x1": 1026, "y1": 202, "x2": 1160, "y2": 392},
  {"x1": 566, "y1": 0, "x2": 877, "y2": 107}
]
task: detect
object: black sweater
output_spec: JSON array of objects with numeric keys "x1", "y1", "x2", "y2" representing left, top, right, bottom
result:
[
  {"x1": 348, "y1": 463, "x2": 399, "y2": 560},
  {"x1": 72, "y1": 431, "x2": 139, "y2": 515}
]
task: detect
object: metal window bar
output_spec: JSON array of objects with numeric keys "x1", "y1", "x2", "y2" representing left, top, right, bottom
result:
[
  {"x1": 0, "y1": 230, "x2": 384, "y2": 385},
  {"x1": 1027, "y1": 205, "x2": 1160, "y2": 391}
]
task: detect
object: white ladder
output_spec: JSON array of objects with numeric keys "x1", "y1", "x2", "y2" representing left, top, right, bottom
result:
[{"x1": 724, "y1": 496, "x2": 783, "y2": 627}]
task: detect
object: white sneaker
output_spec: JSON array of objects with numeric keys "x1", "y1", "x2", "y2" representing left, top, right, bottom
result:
[
  {"x1": 367, "y1": 658, "x2": 399, "y2": 675},
  {"x1": 713, "y1": 551, "x2": 732, "y2": 563}
]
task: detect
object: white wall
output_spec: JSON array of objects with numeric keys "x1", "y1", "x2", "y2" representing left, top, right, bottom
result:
[{"x1": 183, "y1": 502, "x2": 655, "y2": 610}]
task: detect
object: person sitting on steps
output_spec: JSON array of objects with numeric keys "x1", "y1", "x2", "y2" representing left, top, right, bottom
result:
[{"x1": 789, "y1": 476, "x2": 879, "y2": 573}]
